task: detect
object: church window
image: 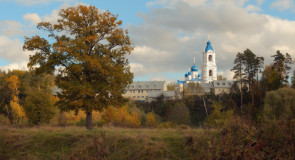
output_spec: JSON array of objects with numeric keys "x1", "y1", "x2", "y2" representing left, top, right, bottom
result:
[
  {"x1": 223, "y1": 83, "x2": 225, "y2": 85},
  {"x1": 209, "y1": 70, "x2": 213, "y2": 76},
  {"x1": 209, "y1": 55, "x2": 212, "y2": 61}
]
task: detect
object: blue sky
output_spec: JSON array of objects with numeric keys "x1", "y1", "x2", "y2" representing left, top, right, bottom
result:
[{"x1": 0, "y1": 0, "x2": 295, "y2": 81}]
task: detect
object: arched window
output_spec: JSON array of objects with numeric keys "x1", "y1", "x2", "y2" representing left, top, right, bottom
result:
[
  {"x1": 208, "y1": 55, "x2": 212, "y2": 61},
  {"x1": 209, "y1": 70, "x2": 213, "y2": 76}
]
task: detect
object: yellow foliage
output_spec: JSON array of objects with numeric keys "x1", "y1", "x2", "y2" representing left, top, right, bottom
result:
[
  {"x1": 10, "y1": 99, "x2": 25, "y2": 122},
  {"x1": 146, "y1": 112, "x2": 157, "y2": 128},
  {"x1": 101, "y1": 106, "x2": 142, "y2": 128},
  {"x1": 6, "y1": 75, "x2": 20, "y2": 95},
  {"x1": 50, "y1": 110, "x2": 101, "y2": 126}
]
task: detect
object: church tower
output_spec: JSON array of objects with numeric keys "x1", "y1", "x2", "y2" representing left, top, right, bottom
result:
[{"x1": 201, "y1": 41, "x2": 217, "y2": 83}]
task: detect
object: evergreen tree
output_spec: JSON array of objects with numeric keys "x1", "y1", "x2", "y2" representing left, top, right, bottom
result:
[
  {"x1": 23, "y1": 5, "x2": 134, "y2": 129},
  {"x1": 271, "y1": 51, "x2": 293, "y2": 86},
  {"x1": 231, "y1": 52, "x2": 245, "y2": 110}
]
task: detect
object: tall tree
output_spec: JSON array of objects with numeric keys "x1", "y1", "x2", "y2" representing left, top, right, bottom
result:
[
  {"x1": 271, "y1": 50, "x2": 293, "y2": 86},
  {"x1": 23, "y1": 5, "x2": 134, "y2": 129},
  {"x1": 5, "y1": 75, "x2": 25, "y2": 124},
  {"x1": 231, "y1": 52, "x2": 245, "y2": 112}
]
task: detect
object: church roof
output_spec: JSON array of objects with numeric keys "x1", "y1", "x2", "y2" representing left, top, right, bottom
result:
[
  {"x1": 205, "y1": 41, "x2": 214, "y2": 52},
  {"x1": 191, "y1": 64, "x2": 198, "y2": 71}
]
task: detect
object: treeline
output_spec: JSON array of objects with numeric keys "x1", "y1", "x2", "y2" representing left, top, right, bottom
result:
[{"x1": 0, "y1": 70, "x2": 56, "y2": 125}]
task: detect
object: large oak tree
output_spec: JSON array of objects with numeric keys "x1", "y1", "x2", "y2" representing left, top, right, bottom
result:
[{"x1": 23, "y1": 5, "x2": 134, "y2": 129}]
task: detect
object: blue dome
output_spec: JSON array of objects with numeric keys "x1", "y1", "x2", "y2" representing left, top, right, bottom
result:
[
  {"x1": 185, "y1": 73, "x2": 188, "y2": 77},
  {"x1": 188, "y1": 72, "x2": 191, "y2": 75},
  {"x1": 191, "y1": 64, "x2": 198, "y2": 71},
  {"x1": 205, "y1": 41, "x2": 214, "y2": 52},
  {"x1": 198, "y1": 73, "x2": 201, "y2": 77}
]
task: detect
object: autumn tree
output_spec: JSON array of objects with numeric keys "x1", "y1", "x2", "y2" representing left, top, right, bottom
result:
[
  {"x1": 23, "y1": 5, "x2": 133, "y2": 129},
  {"x1": 5, "y1": 75, "x2": 25, "y2": 124},
  {"x1": 23, "y1": 72, "x2": 56, "y2": 125}
]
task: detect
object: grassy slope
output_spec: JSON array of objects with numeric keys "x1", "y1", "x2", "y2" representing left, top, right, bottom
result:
[{"x1": 0, "y1": 126, "x2": 204, "y2": 160}]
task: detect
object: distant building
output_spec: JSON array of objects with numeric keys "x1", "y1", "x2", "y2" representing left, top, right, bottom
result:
[
  {"x1": 123, "y1": 81, "x2": 174, "y2": 102},
  {"x1": 177, "y1": 40, "x2": 233, "y2": 96},
  {"x1": 147, "y1": 91, "x2": 175, "y2": 102}
]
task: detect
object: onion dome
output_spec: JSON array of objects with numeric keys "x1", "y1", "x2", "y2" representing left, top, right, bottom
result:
[
  {"x1": 185, "y1": 73, "x2": 188, "y2": 77},
  {"x1": 188, "y1": 72, "x2": 192, "y2": 75},
  {"x1": 205, "y1": 41, "x2": 214, "y2": 52},
  {"x1": 191, "y1": 64, "x2": 198, "y2": 72},
  {"x1": 198, "y1": 73, "x2": 201, "y2": 77}
]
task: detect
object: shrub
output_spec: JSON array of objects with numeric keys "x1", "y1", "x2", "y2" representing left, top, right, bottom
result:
[
  {"x1": 167, "y1": 102, "x2": 190, "y2": 125},
  {"x1": 101, "y1": 106, "x2": 142, "y2": 128},
  {"x1": 206, "y1": 102, "x2": 233, "y2": 128},
  {"x1": 145, "y1": 112, "x2": 157, "y2": 127}
]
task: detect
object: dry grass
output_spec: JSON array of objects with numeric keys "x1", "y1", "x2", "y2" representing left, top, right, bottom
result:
[{"x1": 0, "y1": 125, "x2": 205, "y2": 160}]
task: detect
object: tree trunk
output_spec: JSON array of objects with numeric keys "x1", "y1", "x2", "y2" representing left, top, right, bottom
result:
[{"x1": 86, "y1": 111, "x2": 93, "y2": 130}]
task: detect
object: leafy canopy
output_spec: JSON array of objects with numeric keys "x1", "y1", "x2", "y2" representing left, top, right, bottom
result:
[{"x1": 23, "y1": 5, "x2": 134, "y2": 114}]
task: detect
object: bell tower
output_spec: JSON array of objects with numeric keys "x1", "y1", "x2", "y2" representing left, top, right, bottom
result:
[{"x1": 201, "y1": 41, "x2": 217, "y2": 83}]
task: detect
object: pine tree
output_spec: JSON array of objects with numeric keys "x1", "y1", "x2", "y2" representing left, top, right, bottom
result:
[{"x1": 231, "y1": 52, "x2": 245, "y2": 110}]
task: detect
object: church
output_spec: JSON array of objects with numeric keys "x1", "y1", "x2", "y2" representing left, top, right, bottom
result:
[{"x1": 176, "y1": 40, "x2": 233, "y2": 96}]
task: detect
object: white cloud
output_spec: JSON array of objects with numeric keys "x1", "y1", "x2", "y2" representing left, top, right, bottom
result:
[
  {"x1": 270, "y1": 0, "x2": 294, "y2": 11},
  {"x1": 246, "y1": 4, "x2": 261, "y2": 12},
  {"x1": 256, "y1": 0, "x2": 264, "y2": 5},
  {"x1": 128, "y1": 0, "x2": 295, "y2": 81},
  {"x1": 0, "y1": 21, "x2": 23, "y2": 37},
  {"x1": 0, "y1": 36, "x2": 34, "y2": 63},
  {"x1": 0, "y1": 61, "x2": 28, "y2": 72},
  {"x1": 23, "y1": 13, "x2": 42, "y2": 25}
]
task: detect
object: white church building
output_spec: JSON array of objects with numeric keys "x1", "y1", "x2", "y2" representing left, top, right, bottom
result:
[{"x1": 177, "y1": 40, "x2": 233, "y2": 95}]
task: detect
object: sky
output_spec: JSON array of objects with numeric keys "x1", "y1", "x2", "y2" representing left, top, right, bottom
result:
[{"x1": 0, "y1": 0, "x2": 295, "y2": 82}]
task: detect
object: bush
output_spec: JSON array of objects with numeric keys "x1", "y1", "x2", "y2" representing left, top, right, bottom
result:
[
  {"x1": 167, "y1": 102, "x2": 190, "y2": 125},
  {"x1": 206, "y1": 102, "x2": 233, "y2": 128},
  {"x1": 145, "y1": 112, "x2": 157, "y2": 128},
  {"x1": 101, "y1": 106, "x2": 142, "y2": 128}
]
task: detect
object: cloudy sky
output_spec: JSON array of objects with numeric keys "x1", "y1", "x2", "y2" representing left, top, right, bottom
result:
[{"x1": 0, "y1": 0, "x2": 295, "y2": 81}]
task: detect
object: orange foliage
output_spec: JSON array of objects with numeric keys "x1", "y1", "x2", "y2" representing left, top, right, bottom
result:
[{"x1": 101, "y1": 106, "x2": 141, "y2": 128}]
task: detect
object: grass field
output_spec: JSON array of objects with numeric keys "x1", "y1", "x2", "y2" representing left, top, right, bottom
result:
[{"x1": 0, "y1": 126, "x2": 206, "y2": 160}]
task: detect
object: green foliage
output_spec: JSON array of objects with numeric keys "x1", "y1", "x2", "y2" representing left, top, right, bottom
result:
[
  {"x1": 167, "y1": 102, "x2": 191, "y2": 125},
  {"x1": 206, "y1": 102, "x2": 233, "y2": 128},
  {"x1": 263, "y1": 87, "x2": 295, "y2": 121},
  {"x1": 23, "y1": 73, "x2": 56, "y2": 125},
  {"x1": 23, "y1": 5, "x2": 134, "y2": 129}
]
